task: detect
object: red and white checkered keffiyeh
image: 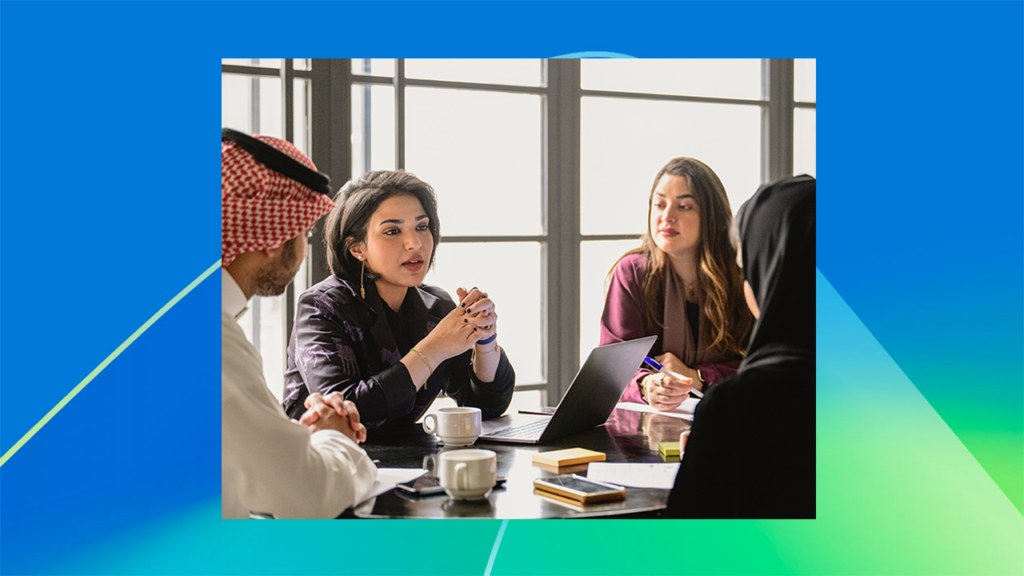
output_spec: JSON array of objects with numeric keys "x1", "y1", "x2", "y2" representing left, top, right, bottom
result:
[{"x1": 222, "y1": 135, "x2": 335, "y2": 267}]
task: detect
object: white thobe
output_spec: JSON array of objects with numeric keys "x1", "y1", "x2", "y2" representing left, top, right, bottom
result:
[{"x1": 221, "y1": 269, "x2": 376, "y2": 519}]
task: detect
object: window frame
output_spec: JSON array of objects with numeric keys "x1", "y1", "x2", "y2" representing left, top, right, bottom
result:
[{"x1": 222, "y1": 57, "x2": 814, "y2": 404}]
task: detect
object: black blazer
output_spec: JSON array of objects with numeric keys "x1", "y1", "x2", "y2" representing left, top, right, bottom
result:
[{"x1": 283, "y1": 274, "x2": 514, "y2": 438}]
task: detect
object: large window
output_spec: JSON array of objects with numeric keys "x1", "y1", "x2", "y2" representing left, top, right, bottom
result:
[
  {"x1": 350, "y1": 60, "x2": 549, "y2": 408},
  {"x1": 221, "y1": 58, "x2": 815, "y2": 407},
  {"x1": 578, "y1": 60, "x2": 765, "y2": 365},
  {"x1": 221, "y1": 59, "x2": 313, "y2": 401}
]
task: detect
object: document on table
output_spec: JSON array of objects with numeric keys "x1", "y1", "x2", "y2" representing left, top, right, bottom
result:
[
  {"x1": 616, "y1": 398, "x2": 698, "y2": 420},
  {"x1": 361, "y1": 468, "x2": 427, "y2": 503},
  {"x1": 586, "y1": 462, "x2": 681, "y2": 489}
]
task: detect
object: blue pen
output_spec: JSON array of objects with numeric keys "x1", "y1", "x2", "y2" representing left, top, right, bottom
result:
[
  {"x1": 643, "y1": 357, "x2": 704, "y2": 399},
  {"x1": 642, "y1": 356, "x2": 664, "y2": 371}
]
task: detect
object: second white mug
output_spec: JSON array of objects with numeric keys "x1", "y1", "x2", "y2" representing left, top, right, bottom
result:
[
  {"x1": 439, "y1": 449, "x2": 497, "y2": 500},
  {"x1": 422, "y1": 406, "x2": 482, "y2": 446}
]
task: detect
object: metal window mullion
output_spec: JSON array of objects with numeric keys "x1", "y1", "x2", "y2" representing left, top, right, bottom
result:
[
  {"x1": 352, "y1": 74, "x2": 550, "y2": 96},
  {"x1": 581, "y1": 88, "x2": 765, "y2": 108},
  {"x1": 246, "y1": 63, "x2": 263, "y2": 354},
  {"x1": 350, "y1": 75, "x2": 396, "y2": 86},
  {"x1": 762, "y1": 59, "x2": 795, "y2": 184},
  {"x1": 510, "y1": 383, "x2": 549, "y2": 392},
  {"x1": 282, "y1": 60, "x2": 298, "y2": 345},
  {"x1": 282, "y1": 60, "x2": 295, "y2": 142},
  {"x1": 546, "y1": 59, "x2": 582, "y2": 402},
  {"x1": 310, "y1": 59, "x2": 352, "y2": 286},
  {"x1": 581, "y1": 234, "x2": 643, "y2": 242},
  {"x1": 439, "y1": 235, "x2": 547, "y2": 243},
  {"x1": 538, "y1": 60, "x2": 552, "y2": 398},
  {"x1": 250, "y1": 77, "x2": 260, "y2": 134},
  {"x1": 224, "y1": 64, "x2": 277, "y2": 76},
  {"x1": 362, "y1": 61, "x2": 372, "y2": 173},
  {"x1": 395, "y1": 59, "x2": 406, "y2": 170},
  {"x1": 223, "y1": 64, "x2": 313, "y2": 79},
  {"x1": 403, "y1": 77, "x2": 548, "y2": 95}
]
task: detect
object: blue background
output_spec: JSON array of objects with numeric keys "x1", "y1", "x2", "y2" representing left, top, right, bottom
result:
[{"x1": 1, "y1": 2, "x2": 1021, "y2": 575}]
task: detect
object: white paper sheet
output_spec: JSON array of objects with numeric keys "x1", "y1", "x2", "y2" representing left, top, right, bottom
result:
[
  {"x1": 586, "y1": 462, "x2": 681, "y2": 489},
  {"x1": 361, "y1": 468, "x2": 428, "y2": 503},
  {"x1": 615, "y1": 398, "x2": 698, "y2": 420}
]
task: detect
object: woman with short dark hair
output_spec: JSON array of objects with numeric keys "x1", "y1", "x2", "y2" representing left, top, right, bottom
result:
[
  {"x1": 283, "y1": 170, "x2": 514, "y2": 436},
  {"x1": 600, "y1": 157, "x2": 753, "y2": 411}
]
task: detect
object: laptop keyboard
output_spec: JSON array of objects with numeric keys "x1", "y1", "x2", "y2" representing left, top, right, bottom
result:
[{"x1": 485, "y1": 418, "x2": 549, "y2": 439}]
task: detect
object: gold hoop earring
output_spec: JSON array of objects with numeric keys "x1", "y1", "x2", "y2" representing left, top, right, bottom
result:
[{"x1": 359, "y1": 259, "x2": 366, "y2": 299}]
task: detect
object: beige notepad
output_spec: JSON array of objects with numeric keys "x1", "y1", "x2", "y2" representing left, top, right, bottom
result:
[
  {"x1": 533, "y1": 461, "x2": 591, "y2": 474},
  {"x1": 532, "y1": 448, "x2": 606, "y2": 468}
]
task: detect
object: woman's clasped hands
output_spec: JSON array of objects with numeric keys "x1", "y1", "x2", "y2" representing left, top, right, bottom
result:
[
  {"x1": 417, "y1": 287, "x2": 497, "y2": 359},
  {"x1": 456, "y1": 286, "x2": 498, "y2": 343},
  {"x1": 408, "y1": 286, "x2": 501, "y2": 385}
]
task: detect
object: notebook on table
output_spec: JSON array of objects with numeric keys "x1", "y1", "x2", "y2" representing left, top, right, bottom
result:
[{"x1": 478, "y1": 336, "x2": 657, "y2": 444}]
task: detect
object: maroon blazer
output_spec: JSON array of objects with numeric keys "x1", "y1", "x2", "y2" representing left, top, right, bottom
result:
[{"x1": 599, "y1": 253, "x2": 742, "y2": 403}]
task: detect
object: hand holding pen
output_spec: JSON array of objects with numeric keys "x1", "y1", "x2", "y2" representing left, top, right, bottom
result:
[
  {"x1": 642, "y1": 356, "x2": 702, "y2": 411},
  {"x1": 645, "y1": 355, "x2": 704, "y2": 398}
]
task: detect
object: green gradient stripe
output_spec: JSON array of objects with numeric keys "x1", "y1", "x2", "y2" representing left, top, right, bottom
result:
[{"x1": 0, "y1": 260, "x2": 222, "y2": 468}]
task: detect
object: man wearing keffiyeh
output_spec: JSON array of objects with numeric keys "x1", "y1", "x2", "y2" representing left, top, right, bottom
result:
[{"x1": 220, "y1": 128, "x2": 377, "y2": 519}]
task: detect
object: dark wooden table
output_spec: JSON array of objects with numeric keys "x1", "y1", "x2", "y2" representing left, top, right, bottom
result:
[{"x1": 349, "y1": 407, "x2": 692, "y2": 519}]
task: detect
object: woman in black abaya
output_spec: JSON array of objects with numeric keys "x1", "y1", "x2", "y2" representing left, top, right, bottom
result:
[{"x1": 665, "y1": 175, "x2": 816, "y2": 519}]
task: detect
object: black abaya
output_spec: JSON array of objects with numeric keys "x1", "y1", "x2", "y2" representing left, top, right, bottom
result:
[{"x1": 664, "y1": 175, "x2": 816, "y2": 519}]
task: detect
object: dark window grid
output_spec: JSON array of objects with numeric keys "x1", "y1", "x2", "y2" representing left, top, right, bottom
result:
[
  {"x1": 222, "y1": 64, "x2": 313, "y2": 79},
  {"x1": 369, "y1": 60, "x2": 557, "y2": 390},
  {"x1": 355, "y1": 73, "x2": 551, "y2": 94},
  {"x1": 224, "y1": 58, "x2": 803, "y2": 399},
  {"x1": 581, "y1": 89, "x2": 768, "y2": 107}
]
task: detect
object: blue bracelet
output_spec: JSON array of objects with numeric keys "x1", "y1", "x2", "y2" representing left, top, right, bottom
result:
[{"x1": 477, "y1": 333, "x2": 497, "y2": 345}]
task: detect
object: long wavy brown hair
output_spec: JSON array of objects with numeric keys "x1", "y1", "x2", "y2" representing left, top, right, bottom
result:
[{"x1": 611, "y1": 157, "x2": 752, "y2": 358}]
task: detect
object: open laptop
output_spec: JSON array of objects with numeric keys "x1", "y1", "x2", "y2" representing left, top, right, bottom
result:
[{"x1": 478, "y1": 335, "x2": 657, "y2": 444}]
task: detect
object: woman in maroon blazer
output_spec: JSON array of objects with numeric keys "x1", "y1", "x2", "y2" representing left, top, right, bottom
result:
[{"x1": 600, "y1": 157, "x2": 752, "y2": 411}]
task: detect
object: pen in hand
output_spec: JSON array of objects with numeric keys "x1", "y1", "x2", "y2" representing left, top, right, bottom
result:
[{"x1": 643, "y1": 356, "x2": 703, "y2": 399}]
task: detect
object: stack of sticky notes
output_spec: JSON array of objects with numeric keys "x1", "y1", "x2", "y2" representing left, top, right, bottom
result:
[
  {"x1": 532, "y1": 448, "x2": 605, "y2": 473},
  {"x1": 658, "y1": 442, "x2": 681, "y2": 462}
]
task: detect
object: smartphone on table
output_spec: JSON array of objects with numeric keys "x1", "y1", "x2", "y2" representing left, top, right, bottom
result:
[
  {"x1": 396, "y1": 475, "x2": 445, "y2": 496},
  {"x1": 533, "y1": 474, "x2": 626, "y2": 504},
  {"x1": 396, "y1": 475, "x2": 507, "y2": 496}
]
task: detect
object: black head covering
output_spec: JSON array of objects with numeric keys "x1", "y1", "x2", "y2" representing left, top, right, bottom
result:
[
  {"x1": 664, "y1": 175, "x2": 816, "y2": 519},
  {"x1": 736, "y1": 174, "x2": 816, "y2": 369}
]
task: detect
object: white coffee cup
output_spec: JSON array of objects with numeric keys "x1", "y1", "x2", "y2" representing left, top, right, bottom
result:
[
  {"x1": 439, "y1": 449, "x2": 497, "y2": 500},
  {"x1": 422, "y1": 407, "x2": 482, "y2": 446}
]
